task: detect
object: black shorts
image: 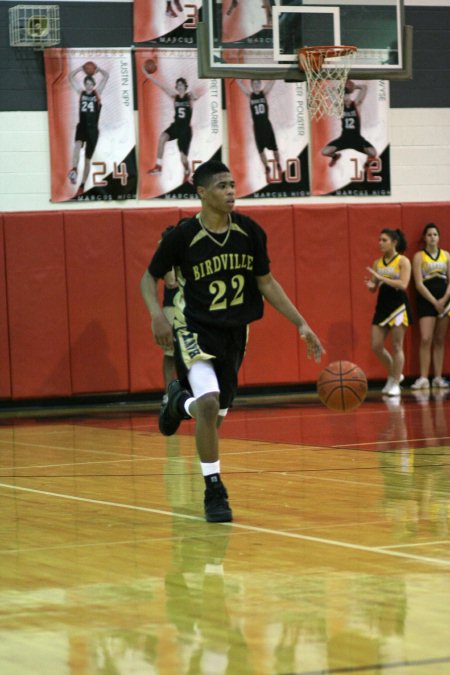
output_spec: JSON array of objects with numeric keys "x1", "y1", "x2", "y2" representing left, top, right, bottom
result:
[
  {"x1": 173, "y1": 320, "x2": 248, "y2": 409},
  {"x1": 327, "y1": 133, "x2": 374, "y2": 154},
  {"x1": 75, "y1": 123, "x2": 99, "y2": 159},
  {"x1": 165, "y1": 123, "x2": 192, "y2": 156},
  {"x1": 254, "y1": 123, "x2": 278, "y2": 153}
]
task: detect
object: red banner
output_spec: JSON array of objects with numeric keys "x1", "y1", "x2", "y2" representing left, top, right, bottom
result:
[
  {"x1": 226, "y1": 78, "x2": 310, "y2": 198},
  {"x1": 44, "y1": 49, "x2": 137, "y2": 203},
  {"x1": 133, "y1": 0, "x2": 201, "y2": 44},
  {"x1": 136, "y1": 48, "x2": 223, "y2": 199},
  {"x1": 310, "y1": 80, "x2": 391, "y2": 197}
]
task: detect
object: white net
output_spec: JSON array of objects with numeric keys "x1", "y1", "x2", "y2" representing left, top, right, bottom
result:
[{"x1": 299, "y1": 46, "x2": 357, "y2": 121}]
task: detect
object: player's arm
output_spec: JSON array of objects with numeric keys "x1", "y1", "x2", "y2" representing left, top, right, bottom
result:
[
  {"x1": 140, "y1": 270, "x2": 173, "y2": 348},
  {"x1": 412, "y1": 251, "x2": 440, "y2": 307},
  {"x1": 365, "y1": 259, "x2": 379, "y2": 292},
  {"x1": 163, "y1": 269, "x2": 178, "y2": 289},
  {"x1": 236, "y1": 79, "x2": 250, "y2": 96},
  {"x1": 262, "y1": 80, "x2": 275, "y2": 95},
  {"x1": 68, "y1": 66, "x2": 84, "y2": 93},
  {"x1": 436, "y1": 251, "x2": 450, "y2": 314},
  {"x1": 256, "y1": 273, "x2": 325, "y2": 362},
  {"x1": 367, "y1": 256, "x2": 411, "y2": 291},
  {"x1": 354, "y1": 83, "x2": 368, "y2": 106},
  {"x1": 142, "y1": 70, "x2": 175, "y2": 98},
  {"x1": 443, "y1": 251, "x2": 450, "y2": 303},
  {"x1": 96, "y1": 67, "x2": 109, "y2": 95}
]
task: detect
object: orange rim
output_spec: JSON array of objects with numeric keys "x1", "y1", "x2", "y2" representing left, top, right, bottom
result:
[{"x1": 299, "y1": 45, "x2": 357, "y2": 59}]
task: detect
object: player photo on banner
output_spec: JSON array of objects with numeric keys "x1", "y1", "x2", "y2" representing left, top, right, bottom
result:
[
  {"x1": 44, "y1": 48, "x2": 137, "y2": 202},
  {"x1": 226, "y1": 78, "x2": 310, "y2": 198},
  {"x1": 133, "y1": 0, "x2": 201, "y2": 45},
  {"x1": 219, "y1": 0, "x2": 274, "y2": 47},
  {"x1": 310, "y1": 80, "x2": 390, "y2": 197},
  {"x1": 136, "y1": 48, "x2": 222, "y2": 200}
]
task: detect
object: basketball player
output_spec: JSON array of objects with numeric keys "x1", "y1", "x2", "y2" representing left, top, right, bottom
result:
[
  {"x1": 143, "y1": 70, "x2": 202, "y2": 182},
  {"x1": 321, "y1": 81, "x2": 377, "y2": 169},
  {"x1": 166, "y1": 0, "x2": 183, "y2": 18},
  {"x1": 365, "y1": 229, "x2": 412, "y2": 397},
  {"x1": 68, "y1": 65, "x2": 109, "y2": 197},
  {"x1": 236, "y1": 79, "x2": 283, "y2": 182},
  {"x1": 141, "y1": 160, "x2": 324, "y2": 523},
  {"x1": 411, "y1": 224, "x2": 450, "y2": 390}
]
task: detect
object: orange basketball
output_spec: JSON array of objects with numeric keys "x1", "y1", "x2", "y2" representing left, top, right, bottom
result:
[
  {"x1": 144, "y1": 59, "x2": 157, "y2": 75},
  {"x1": 83, "y1": 61, "x2": 97, "y2": 76},
  {"x1": 317, "y1": 361, "x2": 367, "y2": 412}
]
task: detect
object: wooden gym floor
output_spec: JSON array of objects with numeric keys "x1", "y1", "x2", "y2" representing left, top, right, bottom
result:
[{"x1": 0, "y1": 389, "x2": 449, "y2": 674}]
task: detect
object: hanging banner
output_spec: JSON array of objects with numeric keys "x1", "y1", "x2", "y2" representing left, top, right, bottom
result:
[
  {"x1": 225, "y1": 78, "x2": 310, "y2": 199},
  {"x1": 310, "y1": 80, "x2": 390, "y2": 197},
  {"x1": 133, "y1": 0, "x2": 201, "y2": 45},
  {"x1": 44, "y1": 48, "x2": 137, "y2": 202},
  {"x1": 136, "y1": 48, "x2": 222, "y2": 200},
  {"x1": 220, "y1": 0, "x2": 274, "y2": 47}
]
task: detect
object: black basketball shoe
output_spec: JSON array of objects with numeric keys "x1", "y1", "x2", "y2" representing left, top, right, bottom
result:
[
  {"x1": 158, "y1": 380, "x2": 191, "y2": 436},
  {"x1": 204, "y1": 482, "x2": 233, "y2": 523}
]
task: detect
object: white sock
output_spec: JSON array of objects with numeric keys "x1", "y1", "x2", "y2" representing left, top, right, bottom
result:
[{"x1": 201, "y1": 460, "x2": 220, "y2": 476}]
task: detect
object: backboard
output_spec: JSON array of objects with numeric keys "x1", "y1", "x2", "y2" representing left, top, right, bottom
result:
[{"x1": 197, "y1": 0, "x2": 412, "y2": 80}]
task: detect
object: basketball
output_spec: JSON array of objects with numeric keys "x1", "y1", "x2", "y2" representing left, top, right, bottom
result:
[
  {"x1": 345, "y1": 79, "x2": 356, "y2": 93},
  {"x1": 83, "y1": 61, "x2": 97, "y2": 76},
  {"x1": 144, "y1": 59, "x2": 157, "y2": 75},
  {"x1": 317, "y1": 360, "x2": 368, "y2": 412}
]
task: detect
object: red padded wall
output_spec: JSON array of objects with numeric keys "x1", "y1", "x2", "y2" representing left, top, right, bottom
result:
[
  {"x1": 293, "y1": 205, "x2": 352, "y2": 383},
  {"x1": 3, "y1": 212, "x2": 72, "y2": 398},
  {"x1": 0, "y1": 216, "x2": 11, "y2": 398},
  {"x1": 238, "y1": 205, "x2": 300, "y2": 386},
  {"x1": 64, "y1": 211, "x2": 129, "y2": 394},
  {"x1": 348, "y1": 204, "x2": 404, "y2": 380},
  {"x1": 1, "y1": 203, "x2": 450, "y2": 402},
  {"x1": 123, "y1": 208, "x2": 180, "y2": 393}
]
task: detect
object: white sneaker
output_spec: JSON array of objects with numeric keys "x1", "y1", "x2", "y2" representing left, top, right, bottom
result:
[
  {"x1": 411, "y1": 376, "x2": 430, "y2": 390},
  {"x1": 382, "y1": 374, "x2": 404, "y2": 394},
  {"x1": 386, "y1": 382, "x2": 401, "y2": 396},
  {"x1": 382, "y1": 376, "x2": 394, "y2": 394},
  {"x1": 431, "y1": 376, "x2": 450, "y2": 388}
]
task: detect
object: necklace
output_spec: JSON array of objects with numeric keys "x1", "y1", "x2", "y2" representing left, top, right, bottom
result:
[{"x1": 198, "y1": 213, "x2": 232, "y2": 248}]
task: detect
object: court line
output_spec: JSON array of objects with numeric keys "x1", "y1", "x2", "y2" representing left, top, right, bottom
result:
[
  {"x1": 379, "y1": 539, "x2": 450, "y2": 550},
  {"x1": 293, "y1": 654, "x2": 450, "y2": 675},
  {"x1": 1, "y1": 481, "x2": 449, "y2": 568}
]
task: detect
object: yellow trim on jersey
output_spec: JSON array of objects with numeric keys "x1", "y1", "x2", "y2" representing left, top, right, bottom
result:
[
  {"x1": 421, "y1": 249, "x2": 448, "y2": 281},
  {"x1": 375, "y1": 254, "x2": 401, "y2": 280},
  {"x1": 379, "y1": 304, "x2": 410, "y2": 327}
]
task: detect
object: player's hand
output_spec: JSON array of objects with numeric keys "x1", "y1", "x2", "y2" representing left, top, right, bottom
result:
[
  {"x1": 152, "y1": 313, "x2": 173, "y2": 348},
  {"x1": 299, "y1": 326, "x2": 325, "y2": 363},
  {"x1": 364, "y1": 276, "x2": 377, "y2": 290}
]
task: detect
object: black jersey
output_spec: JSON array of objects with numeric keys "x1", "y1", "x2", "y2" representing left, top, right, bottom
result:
[
  {"x1": 79, "y1": 91, "x2": 101, "y2": 127},
  {"x1": 148, "y1": 213, "x2": 270, "y2": 328},
  {"x1": 341, "y1": 101, "x2": 361, "y2": 135},
  {"x1": 250, "y1": 92, "x2": 270, "y2": 129},
  {"x1": 173, "y1": 94, "x2": 192, "y2": 126}
]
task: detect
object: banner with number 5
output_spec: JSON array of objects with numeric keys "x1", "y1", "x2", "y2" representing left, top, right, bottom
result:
[{"x1": 44, "y1": 48, "x2": 137, "y2": 203}]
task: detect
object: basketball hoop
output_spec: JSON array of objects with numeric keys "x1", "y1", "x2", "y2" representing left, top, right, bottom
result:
[{"x1": 298, "y1": 45, "x2": 357, "y2": 121}]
